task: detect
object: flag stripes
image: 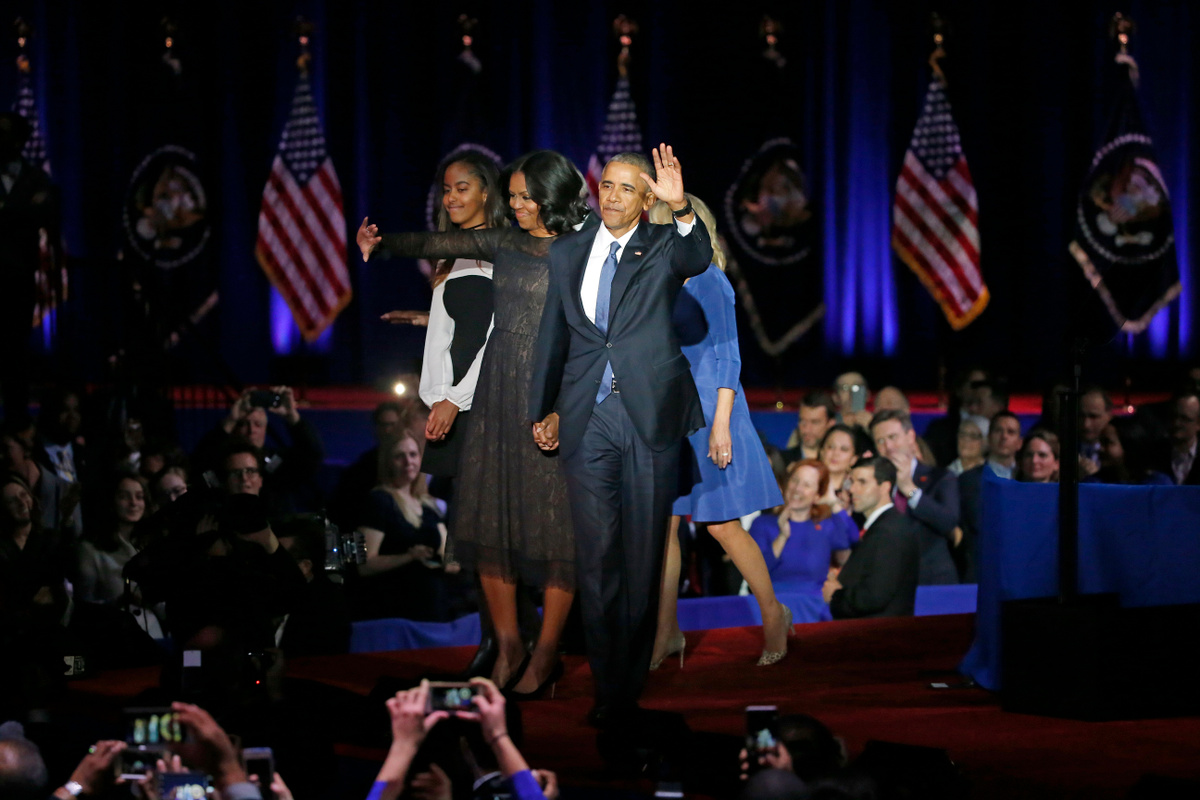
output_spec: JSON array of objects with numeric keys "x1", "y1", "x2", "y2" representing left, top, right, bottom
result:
[
  {"x1": 255, "y1": 74, "x2": 351, "y2": 343},
  {"x1": 892, "y1": 79, "x2": 988, "y2": 330}
]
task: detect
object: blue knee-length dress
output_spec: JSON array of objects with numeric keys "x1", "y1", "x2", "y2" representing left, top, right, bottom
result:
[{"x1": 671, "y1": 264, "x2": 783, "y2": 521}]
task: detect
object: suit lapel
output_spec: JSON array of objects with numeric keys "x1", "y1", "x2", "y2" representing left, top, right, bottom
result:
[
  {"x1": 606, "y1": 223, "x2": 650, "y2": 326},
  {"x1": 564, "y1": 229, "x2": 603, "y2": 337}
]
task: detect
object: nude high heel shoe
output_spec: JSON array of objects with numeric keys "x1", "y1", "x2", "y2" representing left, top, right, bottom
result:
[
  {"x1": 649, "y1": 631, "x2": 687, "y2": 671},
  {"x1": 757, "y1": 604, "x2": 795, "y2": 666}
]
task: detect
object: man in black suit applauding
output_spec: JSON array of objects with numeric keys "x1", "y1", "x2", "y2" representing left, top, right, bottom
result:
[
  {"x1": 824, "y1": 457, "x2": 919, "y2": 618},
  {"x1": 870, "y1": 409, "x2": 960, "y2": 585},
  {"x1": 529, "y1": 144, "x2": 712, "y2": 726}
]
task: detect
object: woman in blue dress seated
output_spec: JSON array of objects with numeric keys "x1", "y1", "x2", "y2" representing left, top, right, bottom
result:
[
  {"x1": 647, "y1": 195, "x2": 789, "y2": 669},
  {"x1": 749, "y1": 459, "x2": 857, "y2": 623}
]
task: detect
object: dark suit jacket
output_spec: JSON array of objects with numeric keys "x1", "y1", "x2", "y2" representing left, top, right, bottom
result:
[
  {"x1": 830, "y1": 507, "x2": 919, "y2": 619},
  {"x1": 955, "y1": 464, "x2": 984, "y2": 583},
  {"x1": 902, "y1": 462, "x2": 960, "y2": 585},
  {"x1": 1153, "y1": 441, "x2": 1200, "y2": 486},
  {"x1": 529, "y1": 217, "x2": 713, "y2": 458}
]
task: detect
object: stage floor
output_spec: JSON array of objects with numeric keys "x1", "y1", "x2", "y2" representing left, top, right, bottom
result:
[{"x1": 67, "y1": 614, "x2": 1200, "y2": 798}]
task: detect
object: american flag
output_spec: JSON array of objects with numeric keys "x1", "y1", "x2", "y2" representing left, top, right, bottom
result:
[
  {"x1": 255, "y1": 73, "x2": 350, "y2": 343},
  {"x1": 13, "y1": 70, "x2": 66, "y2": 329},
  {"x1": 891, "y1": 78, "x2": 988, "y2": 330},
  {"x1": 585, "y1": 75, "x2": 644, "y2": 210}
]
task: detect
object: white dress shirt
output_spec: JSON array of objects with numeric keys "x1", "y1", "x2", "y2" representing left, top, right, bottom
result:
[
  {"x1": 580, "y1": 218, "x2": 696, "y2": 324},
  {"x1": 418, "y1": 259, "x2": 494, "y2": 412}
]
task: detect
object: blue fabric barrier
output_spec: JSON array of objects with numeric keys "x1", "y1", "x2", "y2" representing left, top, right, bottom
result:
[
  {"x1": 959, "y1": 469, "x2": 1200, "y2": 691},
  {"x1": 348, "y1": 586, "x2": 976, "y2": 653}
]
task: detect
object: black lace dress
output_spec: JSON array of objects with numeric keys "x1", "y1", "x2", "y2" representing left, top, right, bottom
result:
[{"x1": 373, "y1": 228, "x2": 575, "y2": 590}]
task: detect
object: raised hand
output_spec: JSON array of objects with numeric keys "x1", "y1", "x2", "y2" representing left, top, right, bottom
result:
[
  {"x1": 381, "y1": 310, "x2": 431, "y2": 327},
  {"x1": 357, "y1": 217, "x2": 383, "y2": 262},
  {"x1": 642, "y1": 144, "x2": 687, "y2": 210}
]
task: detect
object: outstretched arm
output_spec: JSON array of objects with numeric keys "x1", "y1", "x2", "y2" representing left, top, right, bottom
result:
[{"x1": 357, "y1": 218, "x2": 499, "y2": 263}]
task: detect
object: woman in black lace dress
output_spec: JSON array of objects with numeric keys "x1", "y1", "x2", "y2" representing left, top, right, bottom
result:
[{"x1": 358, "y1": 151, "x2": 589, "y2": 696}]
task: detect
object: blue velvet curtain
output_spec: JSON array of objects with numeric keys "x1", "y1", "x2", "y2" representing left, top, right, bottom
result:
[{"x1": 4, "y1": 0, "x2": 1197, "y2": 392}]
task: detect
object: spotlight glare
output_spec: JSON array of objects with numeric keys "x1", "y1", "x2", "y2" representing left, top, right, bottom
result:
[{"x1": 393, "y1": 382, "x2": 407, "y2": 396}]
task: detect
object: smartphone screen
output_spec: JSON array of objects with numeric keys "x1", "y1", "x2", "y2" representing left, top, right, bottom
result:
[
  {"x1": 426, "y1": 682, "x2": 480, "y2": 712},
  {"x1": 745, "y1": 705, "x2": 779, "y2": 757},
  {"x1": 119, "y1": 746, "x2": 163, "y2": 781},
  {"x1": 849, "y1": 384, "x2": 867, "y2": 413},
  {"x1": 160, "y1": 772, "x2": 211, "y2": 800},
  {"x1": 243, "y1": 747, "x2": 275, "y2": 800},
  {"x1": 124, "y1": 708, "x2": 186, "y2": 745}
]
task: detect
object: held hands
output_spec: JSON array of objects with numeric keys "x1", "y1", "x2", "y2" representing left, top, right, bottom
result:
[
  {"x1": 709, "y1": 422, "x2": 733, "y2": 470},
  {"x1": 358, "y1": 217, "x2": 383, "y2": 262},
  {"x1": 642, "y1": 144, "x2": 688, "y2": 211},
  {"x1": 532, "y1": 413, "x2": 560, "y2": 451},
  {"x1": 426, "y1": 400, "x2": 460, "y2": 441}
]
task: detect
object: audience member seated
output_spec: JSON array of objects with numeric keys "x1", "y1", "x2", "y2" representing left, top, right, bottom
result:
[
  {"x1": 1156, "y1": 386, "x2": 1200, "y2": 485},
  {"x1": 965, "y1": 378, "x2": 1009, "y2": 428},
  {"x1": 947, "y1": 418, "x2": 986, "y2": 475},
  {"x1": 2, "y1": 418, "x2": 80, "y2": 537},
  {"x1": 954, "y1": 410, "x2": 1024, "y2": 583},
  {"x1": 739, "y1": 712, "x2": 848, "y2": 786},
  {"x1": 749, "y1": 460, "x2": 856, "y2": 600},
  {"x1": 0, "y1": 474, "x2": 71, "y2": 717},
  {"x1": 923, "y1": 366, "x2": 990, "y2": 467},
  {"x1": 35, "y1": 387, "x2": 86, "y2": 487},
  {"x1": 869, "y1": 410, "x2": 959, "y2": 585},
  {"x1": 1096, "y1": 415, "x2": 1173, "y2": 486},
  {"x1": 817, "y1": 424, "x2": 867, "y2": 512},
  {"x1": 872, "y1": 385, "x2": 908, "y2": 413},
  {"x1": 1017, "y1": 429, "x2": 1061, "y2": 483},
  {"x1": 1077, "y1": 386, "x2": 1113, "y2": 478},
  {"x1": 75, "y1": 474, "x2": 166, "y2": 640},
  {"x1": 983, "y1": 410, "x2": 1023, "y2": 478},
  {"x1": 328, "y1": 400, "x2": 415, "y2": 534},
  {"x1": 195, "y1": 386, "x2": 325, "y2": 515},
  {"x1": 784, "y1": 391, "x2": 837, "y2": 464},
  {"x1": 125, "y1": 492, "x2": 306, "y2": 652},
  {"x1": 832, "y1": 371, "x2": 873, "y2": 431},
  {"x1": 823, "y1": 457, "x2": 919, "y2": 618},
  {"x1": 274, "y1": 514, "x2": 352, "y2": 657},
  {"x1": 150, "y1": 464, "x2": 189, "y2": 507},
  {"x1": 353, "y1": 433, "x2": 459, "y2": 621}
]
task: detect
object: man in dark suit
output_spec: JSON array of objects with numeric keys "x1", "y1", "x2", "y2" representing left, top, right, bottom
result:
[
  {"x1": 824, "y1": 457, "x2": 919, "y2": 618},
  {"x1": 869, "y1": 409, "x2": 960, "y2": 585},
  {"x1": 1156, "y1": 387, "x2": 1200, "y2": 485},
  {"x1": 529, "y1": 144, "x2": 712, "y2": 726}
]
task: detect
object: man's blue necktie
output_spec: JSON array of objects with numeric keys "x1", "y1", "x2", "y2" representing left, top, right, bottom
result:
[{"x1": 594, "y1": 241, "x2": 620, "y2": 404}]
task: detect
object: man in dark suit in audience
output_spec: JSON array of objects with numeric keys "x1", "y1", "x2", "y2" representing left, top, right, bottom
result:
[
  {"x1": 824, "y1": 457, "x2": 919, "y2": 618},
  {"x1": 1156, "y1": 387, "x2": 1200, "y2": 485},
  {"x1": 870, "y1": 409, "x2": 959, "y2": 585}
]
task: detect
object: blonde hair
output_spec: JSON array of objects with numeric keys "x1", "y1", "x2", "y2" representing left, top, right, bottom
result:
[{"x1": 648, "y1": 193, "x2": 726, "y2": 270}]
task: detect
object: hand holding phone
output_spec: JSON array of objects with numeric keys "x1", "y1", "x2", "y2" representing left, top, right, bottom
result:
[
  {"x1": 425, "y1": 681, "x2": 480, "y2": 713},
  {"x1": 242, "y1": 748, "x2": 276, "y2": 800},
  {"x1": 745, "y1": 705, "x2": 779, "y2": 772}
]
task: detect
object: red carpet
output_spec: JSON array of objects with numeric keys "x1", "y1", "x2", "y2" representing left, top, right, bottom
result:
[{"x1": 67, "y1": 614, "x2": 1200, "y2": 798}]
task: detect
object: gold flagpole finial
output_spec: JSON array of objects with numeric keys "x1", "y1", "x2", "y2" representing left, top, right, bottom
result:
[
  {"x1": 929, "y1": 13, "x2": 949, "y2": 85},
  {"x1": 613, "y1": 15, "x2": 638, "y2": 78},
  {"x1": 293, "y1": 17, "x2": 315, "y2": 75},
  {"x1": 160, "y1": 17, "x2": 182, "y2": 75},
  {"x1": 15, "y1": 17, "x2": 32, "y2": 73},
  {"x1": 1110, "y1": 12, "x2": 1136, "y2": 54},
  {"x1": 759, "y1": 15, "x2": 786, "y2": 68}
]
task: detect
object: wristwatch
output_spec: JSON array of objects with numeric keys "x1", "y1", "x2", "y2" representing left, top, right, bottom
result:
[
  {"x1": 63, "y1": 781, "x2": 84, "y2": 797},
  {"x1": 671, "y1": 201, "x2": 694, "y2": 219},
  {"x1": 906, "y1": 487, "x2": 919, "y2": 500}
]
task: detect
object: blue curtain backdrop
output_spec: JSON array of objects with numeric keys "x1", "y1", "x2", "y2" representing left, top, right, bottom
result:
[{"x1": 3, "y1": 0, "x2": 1197, "y2": 393}]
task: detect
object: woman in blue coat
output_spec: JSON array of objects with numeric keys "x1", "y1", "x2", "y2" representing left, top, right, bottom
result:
[{"x1": 648, "y1": 195, "x2": 790, "y2": 669}]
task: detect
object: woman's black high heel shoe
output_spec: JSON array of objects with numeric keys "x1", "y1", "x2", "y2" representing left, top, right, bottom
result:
[
  {"x1": 508, "y1": 659, "x2": 565, "y2": 701},
  {"x1": 500, "y1": 652, "x2": 533, "y2": 693},
  {"x1": 462, "y1": 636, "x2": 498, "y2": 679}
]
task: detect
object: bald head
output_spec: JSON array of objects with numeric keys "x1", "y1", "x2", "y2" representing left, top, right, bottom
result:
[{"x1": 0, "y1": 738, "x2": 48, "y2": 800}]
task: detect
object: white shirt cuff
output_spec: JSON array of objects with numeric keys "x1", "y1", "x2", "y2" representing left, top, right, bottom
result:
[{"x1": 675, "y1": 217, "x2": 695, "y2": 235}]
